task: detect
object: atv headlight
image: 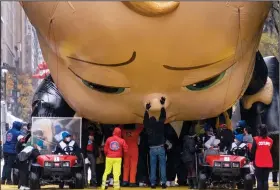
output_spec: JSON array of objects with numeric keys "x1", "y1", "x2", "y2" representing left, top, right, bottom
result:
[
  {"x1": 44, "y1": 161, "x2": 52, "y2": 167},
  {"x1": 232, "y1": 162, "x2": 240, "y2": 168},
  {"x1": 214, "y1": 162, "x2": 221, "y2": 167},
  {"x1": 62, "y1": 161, "x2": 70, "y2": 167}
]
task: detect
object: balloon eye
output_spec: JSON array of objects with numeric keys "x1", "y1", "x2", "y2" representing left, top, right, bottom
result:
[
  {"x1": 82, "y1": 80, "x2": 125, "y2": 94},
  {"x1": 186, "y1": 71, "x2": 226, "y2": 91}
]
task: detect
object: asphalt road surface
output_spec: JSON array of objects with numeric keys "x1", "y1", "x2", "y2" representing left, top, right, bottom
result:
[{"x1": 1, "y1": 184, "x2": 279, "y2": 190}]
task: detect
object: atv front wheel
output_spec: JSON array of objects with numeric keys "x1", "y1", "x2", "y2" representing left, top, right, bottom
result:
[
  {"x1": 73, "y1": 173, "x2": 84, "y2": 189},
  {"x1": 243, "y1": 174, "x2": 254, "y2": 190},
  {"x1": 59, "y1": 182, "x2": 64, "y2": 189},
  {"x1": 198, "y1": 173, "x2": 207, "y2": 190},
  {"x1": 11, "y1": 168, "x2": 19, "y2": 185},
  {"x1": 30, "y1": 172, "x2": 40, "y2": 189}
]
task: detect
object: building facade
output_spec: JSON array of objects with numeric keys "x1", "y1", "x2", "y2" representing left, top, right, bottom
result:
[{"x1": 1, "y1": 1, "x2": 44, "y2": 117}]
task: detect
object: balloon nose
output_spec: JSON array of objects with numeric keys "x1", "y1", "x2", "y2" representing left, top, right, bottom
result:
[{"x1": 143, "y1": 94, "x2": 169, "y2": 111}]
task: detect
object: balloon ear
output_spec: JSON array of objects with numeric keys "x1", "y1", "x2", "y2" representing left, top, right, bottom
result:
[
  {"x1": 242, "y1": 77, "x2": 273, "y2": 109},
  {"x1": 245, "y1": 51, "x2": 268, "y2": 95}
]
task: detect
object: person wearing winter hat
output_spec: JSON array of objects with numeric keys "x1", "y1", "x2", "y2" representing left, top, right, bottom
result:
[
  {"x1": 236, "y1": 120, "x2": 247, "y2": 128},
  {"x1": 1, "y1": 121, "x2": 24, "y2": 185},
  {"x1": 231, "y1": 134, "x2": 248, "y2": 156},
  {"x1": 53, "y1": 124, "x2": 68, "y2": 142},
  {"x1": 54, "y1": 132, "x2": 82, "y2": 159},
  {"x1": 101, "y1": 127, "x2": 128, "y2": 190}
]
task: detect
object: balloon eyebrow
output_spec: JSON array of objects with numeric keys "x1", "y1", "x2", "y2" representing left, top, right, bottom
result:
[
  {"x1": 163, "y1": 54, "x2": 234, "y2": 70},
  {"x1": 67, "y1": 51, "x2": 136, "y2": 67}
]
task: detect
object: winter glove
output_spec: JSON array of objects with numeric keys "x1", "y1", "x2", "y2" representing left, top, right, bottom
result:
[
  {"x1": 160, "y1": 97, "x2": 166, "y2": 105},
  {"x1": 146, "y1": 103, "x2": 151, "y2": 110},
  {"x1": 165, "y1": 140, "x2": 172, "y2": 150},
  {"x1": 85, "y1": 158, "x2": 91, "y2": 164}
]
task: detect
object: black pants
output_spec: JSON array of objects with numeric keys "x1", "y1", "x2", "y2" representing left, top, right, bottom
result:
[
  {"x1": 177, "y1": 160, "x2": 187, "y2": 185},
  {"x1": 255, "y1": 167, "x2": 270, "y2": 190},
  {"x1": 136, "y1": 148, "x2": 149, "y2": 183},
  {"x1": 1, "y1": 153, "x2": 16, "y2": 181},
  {"x1": 166, "y1": 148, "x2": 180, "y2": 181},
  {"x1": 18, "y1": 160, "x2": 29, "y2": 187},
  {"x1": 96, "y1": 163, "x2": 105, "y2": 186},
  {"x1": 85, "y1": 153, "x2": 97, "y2": 183},
  {"x1": 273, "y1": 171, "x2": 278, "y2": 183}
]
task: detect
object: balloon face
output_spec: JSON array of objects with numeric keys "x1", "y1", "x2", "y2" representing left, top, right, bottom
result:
[{"x1": 21, "y1": 2, "x2": 271, "y2": 124}]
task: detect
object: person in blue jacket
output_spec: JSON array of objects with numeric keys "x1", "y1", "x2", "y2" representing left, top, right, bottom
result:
[{"x1": 1, "y1": 121, "x2": 24, "y2": 185}]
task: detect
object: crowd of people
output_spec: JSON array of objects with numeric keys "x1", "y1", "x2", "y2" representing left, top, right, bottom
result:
[{"x1": 0, "y1": 97, "x2": 279, "y2": 190}]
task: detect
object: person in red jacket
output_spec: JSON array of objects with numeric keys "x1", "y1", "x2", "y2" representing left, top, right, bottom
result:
[
  {"x1": 251, "y1": 124, "x2": 273, "y2": 190},
  {"x1": 120, "y1": 124, "x2": 143, "y2": 187},
  {"x1": 101, "y1": 127, "x2": 128, "y2": 190}
]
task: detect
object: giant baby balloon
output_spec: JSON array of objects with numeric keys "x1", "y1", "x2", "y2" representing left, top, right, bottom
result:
[{"x1": 21, "y1": 2, "x2": 272, "y2": 124}]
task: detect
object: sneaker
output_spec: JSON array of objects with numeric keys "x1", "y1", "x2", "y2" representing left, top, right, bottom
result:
[
  {"x1": 109, "y1": 178, "x2": 114, "y2": 186},
  {"x1": 122, "y1": 181, "x2": 129, "y2": 187},
  {"x1": 273, "y1": 182, "x2": 279, "y2": 186},
  {"x1": 129, "y1": 183, "x2": 138, "y2": 187},
  {"x1": 1, "y1": 180, "x2": 5, "y2": 185},
  {"x1": 166, "y1": 181, "x2": 171, "y2": 187},
  {"x1": 170, "y1": 181, "x2": 176, "y2": 187},
  {"x1": 161, "y1": 184, "x2": 167, "y2": 189},
  {"x1": 151, "y1": 184, "x2": 156, "y2": 189},
  {"x1": 19, "y1": 186, "x2": 30, "y2": 190},
  {"x1": 6, "y1": 180, "x2": 13, "y2": 185}
]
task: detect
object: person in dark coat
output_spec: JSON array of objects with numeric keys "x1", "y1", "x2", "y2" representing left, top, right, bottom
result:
[
  {"x1": 136, "y1": 128, "x2": 149, "y2": 187},
  {"x1": 85, "y1": 126, "x2": 100, "y2": 187},
  {"x1": 181, "y1": 126, "x2": 198, "y2": 189},
  {"x1": 177, "y1": 121, "x2": 192, "y2": 186},
  {"x1": 217, "y1": 124, "x2": 234, "y2": 153},
  {"x1": 16, "y1": 132, "x2": 40, "y2": 190},
  {"x1": 94, "y1": 124, "x2": 105, "y2": 187},
  {"x1": 144, "y1": 97, "x2": 167, "y2": 189},
  {"x1": 164, "y1": 123, "x2": 180, "y2": 187}
]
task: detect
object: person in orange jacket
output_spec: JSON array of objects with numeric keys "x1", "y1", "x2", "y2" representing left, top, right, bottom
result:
[
  {"x1": 120, "y1": 124, "x2": 144, "y2": 187},
  {"x1": 101, "y1": 127, "x2": 128, "y2": 190}
]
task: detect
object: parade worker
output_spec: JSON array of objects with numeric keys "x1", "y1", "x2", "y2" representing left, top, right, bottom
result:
[{"x1": 101, "y1": 127, "x2": 128, "y2": 190}]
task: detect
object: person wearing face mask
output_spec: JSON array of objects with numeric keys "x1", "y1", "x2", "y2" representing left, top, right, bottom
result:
[{"x1": 54, "y1": 132, "x2": 82, "y2": 160}]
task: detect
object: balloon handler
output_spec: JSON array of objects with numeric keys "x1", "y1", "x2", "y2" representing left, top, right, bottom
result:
[
  {"x1": 16, "y1": 132, "x2": 40, "y2": 190},
  {"x1": 144, "y1": 97, "x2": 168, "y2": 189},
  {"x1": 120, "y1": 124, "x2": 144, "y2": 187},
  {"x1": 101, "y1": 127, "x2": 128, "y2": 190}
]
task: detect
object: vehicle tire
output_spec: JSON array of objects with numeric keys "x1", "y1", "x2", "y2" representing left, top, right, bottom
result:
[
  {"x1": 30, "y1": 172, "x2": 40, "y2": 189},
  {"x1": 59, "y1": 182, "x2": 64, "y2": 189},
  {"x1": 69, "y1": 183, "x2": 74, "y2": 189},
  {"x1": 11, "y1": 168, "x2": 19, "y2": 185},
  {"x1": 243, "y1": 174, "x2": 254, "y2": 190},
  {"x1": 237, "y1": 182, "x2": 244, "y2": 189},
  {"x1": 198, "y1": 173, "x2": 207, "y2": 190},
  {"x1": 74, "y1": 173, "x2": 84, "y2": 189}
]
